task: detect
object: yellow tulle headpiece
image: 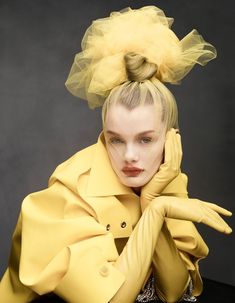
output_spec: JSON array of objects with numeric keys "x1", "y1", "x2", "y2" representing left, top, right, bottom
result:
[{"x1": 65, "y1": 6, "x2": 217, "y2": 109}]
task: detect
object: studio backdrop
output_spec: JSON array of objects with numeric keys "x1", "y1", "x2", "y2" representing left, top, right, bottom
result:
[{"x1": 0, "y1": 0, "x2": 235, "y2": 287}]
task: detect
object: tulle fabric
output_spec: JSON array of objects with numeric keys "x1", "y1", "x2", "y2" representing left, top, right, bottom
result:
[{"x1": 65, "y1": 6, "x2": 217, "y2": 108}]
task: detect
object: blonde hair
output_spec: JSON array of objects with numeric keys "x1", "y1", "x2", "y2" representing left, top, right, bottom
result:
[{"x1": 102, "y1": 52, "x2": 179, "y2": 131}]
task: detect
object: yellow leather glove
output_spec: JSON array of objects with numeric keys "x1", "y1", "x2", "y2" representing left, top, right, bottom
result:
[
  {"x1": 110, "y1": 197, "x2": 232, "y2": 303},
  {"x1": 152, "y1": 196, "x2": 232, "y2": 234},
  {"x1": 141, "y1": 128, "x2": 182, "y2": 211}
]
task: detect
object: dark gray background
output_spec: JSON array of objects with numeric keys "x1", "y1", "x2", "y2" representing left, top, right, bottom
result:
[{"x1": 1, "y1": 0, "x2": 235, "y2": 287}]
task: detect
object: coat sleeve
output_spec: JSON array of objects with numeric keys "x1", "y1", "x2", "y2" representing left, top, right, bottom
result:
[
  {"x1": 0, "y1": 214, "x2": 39, "y2": 303},
  {"x1": 1, "y1": 181, "x2": 125, "y2": 303}
]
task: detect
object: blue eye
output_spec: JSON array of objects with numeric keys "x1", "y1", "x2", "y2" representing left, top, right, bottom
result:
[{"x1": 139, "y1": 137, "x2": 152, "y2": 144}]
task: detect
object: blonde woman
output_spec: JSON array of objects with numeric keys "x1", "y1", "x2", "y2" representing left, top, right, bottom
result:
[{"x1": 0, "y1": 6, "x2": 232, "y2": 303}]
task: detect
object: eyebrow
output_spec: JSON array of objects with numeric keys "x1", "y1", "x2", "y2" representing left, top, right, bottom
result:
[{"x1": 105, "y1": 130, "x2": 156, "y2": 136}]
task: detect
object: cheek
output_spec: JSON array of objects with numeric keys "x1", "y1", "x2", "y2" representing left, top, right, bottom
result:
[
  {"x1": 106, "y1": 144, "x2": 122, "y2": 169},
  {"x1": 144, "y1": 141, "x2": 165, "y2": 169}
]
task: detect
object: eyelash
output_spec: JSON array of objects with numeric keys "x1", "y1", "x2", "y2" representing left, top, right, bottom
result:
[
  {"x1": 109, "y1": 137, "x2": 153, "y2": 144},
  {"x1": 109, "y1": 138, "x2": 124, "y2": 144},
  {"x1": 139, "y1": 137, "x2": 152, "y2": 144}
]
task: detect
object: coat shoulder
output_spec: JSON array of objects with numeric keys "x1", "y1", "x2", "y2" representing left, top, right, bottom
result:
[{"x1": 48, "y1": 143, "x2": 96, "y2": 187}]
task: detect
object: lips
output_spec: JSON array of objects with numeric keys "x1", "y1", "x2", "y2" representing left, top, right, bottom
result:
[{"x1": 122, "y1": 167, "x2": 144, "y2": 177}]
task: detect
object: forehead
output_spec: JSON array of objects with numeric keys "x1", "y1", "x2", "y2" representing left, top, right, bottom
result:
[{"x1": 104, "y1": 103, "x2": 163, "y2": 135}]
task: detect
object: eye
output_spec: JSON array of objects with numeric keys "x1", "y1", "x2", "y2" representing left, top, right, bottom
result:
[
  {"x1": 109, "y1": 137, "x2": 124, "y2": 144},
  {"x1": 139, "y1": 137, "x2": 152, "y2": 144}
]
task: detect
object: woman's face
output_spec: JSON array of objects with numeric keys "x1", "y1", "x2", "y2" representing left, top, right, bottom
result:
[{"x1": 104, "y1": 103, "x2": 166, "y2": 190}]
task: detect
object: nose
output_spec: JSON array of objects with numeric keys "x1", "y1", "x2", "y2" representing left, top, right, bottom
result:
[{"x1": 124, "y1": 144, "x2": 139, "y2": 163}]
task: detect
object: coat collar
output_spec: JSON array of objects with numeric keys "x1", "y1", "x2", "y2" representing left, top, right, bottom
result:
[
  {"x1": 49, "y1": 131, "x2": 187, "y2": 198},
  {"x1": 86, "y1": 132, "x2": 134, "y2": 197}
]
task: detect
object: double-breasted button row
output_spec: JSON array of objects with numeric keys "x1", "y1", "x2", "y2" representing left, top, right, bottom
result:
[{"x1": 106, "y1": 221, "x2": 127, "y2": 231}]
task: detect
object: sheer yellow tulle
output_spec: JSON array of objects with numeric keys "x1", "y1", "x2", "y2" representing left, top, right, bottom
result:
[{"x1": 65, "y1": 6, "x2": 217, "y2": 108}]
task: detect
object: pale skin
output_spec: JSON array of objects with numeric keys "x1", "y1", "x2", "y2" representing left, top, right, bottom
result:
[{"x1": 104, "y1": 102, "x2": 166, "y2": 193}]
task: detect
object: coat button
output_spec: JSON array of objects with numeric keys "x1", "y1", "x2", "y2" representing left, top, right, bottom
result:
[
  {"x1": 99, "y1": 265, "x2": 109, "y2": 277},
  {"x1": 106, "y1": 224, "x2": 111, "y2": 231},
  {"x1": 121, "y1": 221, "x2": 127, "y2": 228}
]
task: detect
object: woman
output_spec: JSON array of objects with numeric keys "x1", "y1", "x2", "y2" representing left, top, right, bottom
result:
[{"x1": 0, "y1": 6, "x2": 232, "y2": 303}]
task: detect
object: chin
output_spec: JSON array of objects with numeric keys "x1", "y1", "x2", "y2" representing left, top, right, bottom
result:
[{"x1": 120, "y1": 176, "x2": 150, "y2": 188}]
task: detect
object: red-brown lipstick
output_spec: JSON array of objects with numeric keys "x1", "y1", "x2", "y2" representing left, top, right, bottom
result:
[{"x1": 122, "y1": 166, "x2": 144, "y2": 177}]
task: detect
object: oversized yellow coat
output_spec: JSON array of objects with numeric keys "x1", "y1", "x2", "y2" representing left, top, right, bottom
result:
[{"x1": 0, "y1": 133, "x2": 209, "y2": 303}]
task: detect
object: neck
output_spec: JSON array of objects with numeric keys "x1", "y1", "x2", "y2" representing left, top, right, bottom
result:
[{"x1": 132, "y1": 187, "x2": 141, "y2": 196}]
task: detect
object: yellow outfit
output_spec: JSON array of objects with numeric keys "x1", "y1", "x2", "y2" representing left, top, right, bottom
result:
[{"x1": 0, "y1": 133, "x2": 208, "y2": 303}]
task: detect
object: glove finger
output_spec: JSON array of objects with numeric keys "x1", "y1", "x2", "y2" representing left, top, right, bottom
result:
[
  {"x1": 163, "y1": 129, "x2": 174, "y2": 165},
  {"x1": 163, "y1": 129, "x2": 179, "y2": 171},
  {"x1": 201, "y1": 211, "x2": 232, "y2": 234},
  {"x1": 170, "y1": 130, "x2": 181, "y2": 173},
  {"x1": 203, "y1": 205, "x2": 232, "y2": 228},
  {"x1": 203, "y1": 202, "x2": 232, "y2": 217},
  {"x1": 171, "y1": 130, "x2": 177, "y2": 169},
  {"x1": 175, "y1": 133, "x2": 182, "y2": 169}
]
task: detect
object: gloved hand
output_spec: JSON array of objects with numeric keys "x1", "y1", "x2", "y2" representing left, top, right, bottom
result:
[
  {"x1": 151, "y1": 196, "x2": 232, "y2": 234},
  {"x1": 141, "y1": 128, "x2": 182, "y2": 211},
  {"x1": 110, "y1": 196, "x2": 232, "y2": 303}
]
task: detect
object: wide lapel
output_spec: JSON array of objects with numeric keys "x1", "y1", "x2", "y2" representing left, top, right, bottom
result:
[{"x1": 48, "y1": 144, "x2": 95, "y2": 194}]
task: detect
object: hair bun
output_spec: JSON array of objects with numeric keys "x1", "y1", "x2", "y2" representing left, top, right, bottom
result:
[
  {"x1": 124, "y1": 52, "x2": 158, "y2": 82},
  {"x1": 65, "y1": 6, "x2": 217, "y2": 108}
]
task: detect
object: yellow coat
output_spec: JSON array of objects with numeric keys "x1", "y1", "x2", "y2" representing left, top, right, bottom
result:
[{"x1": 0, "y1": 133, "x2": 209, "y2": 303}]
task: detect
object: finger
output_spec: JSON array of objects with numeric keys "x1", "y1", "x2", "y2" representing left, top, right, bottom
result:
[
  {"x1": 170, "y1": 130, "x2": 181, "y2": 172},
  {"x1": 163, "y1": 129, "x2": 174, "y2": 164},
  {"x1": 202, "y1": 213, "x2": 232, "y2": 234},
  {"x1": 164, "y1": 128, "x2": 174, "y2": 143},
  {"x1": 172, "y1": 130, "x2": 177, "y2": 168},
  {"x1": 175, "y1": 133, "x2": 182, "y2": 169},
  {"x1": 203, "y1": 206, "x2": 232, "y2": 233},
  {"x1": 160, "y1": 129, "x2": 181, "y2": 173},
  {"x1": 203, "y1": 202, "x2": 232, "y2": 217},
  {"x1": 166, "y1": 129, "x2": 178, "y2": 163}
]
